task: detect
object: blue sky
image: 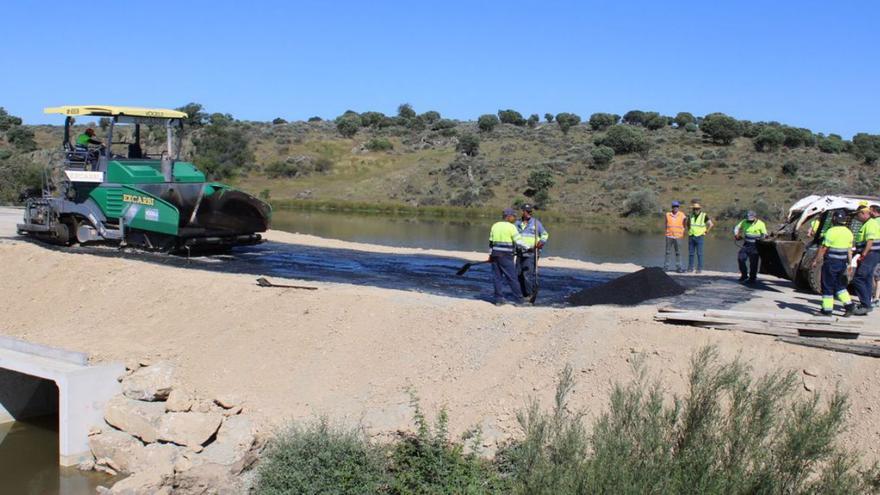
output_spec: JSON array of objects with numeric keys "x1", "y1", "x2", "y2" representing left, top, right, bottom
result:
[{"x1": 2, "y1": 0, "x2": 877, "y2": 137}]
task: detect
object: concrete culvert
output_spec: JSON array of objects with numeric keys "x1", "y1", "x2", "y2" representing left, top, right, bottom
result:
[{"x1": 567, "y1": 267, "x2": 685, "y2": 306}]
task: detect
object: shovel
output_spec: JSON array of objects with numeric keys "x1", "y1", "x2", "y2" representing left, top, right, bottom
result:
[
  {"x1": 455, "y1": 259, "x2": 493, "y2": 276},
  {"x1": 256, "y1": 277, "x2": 318, "y2": 290}
]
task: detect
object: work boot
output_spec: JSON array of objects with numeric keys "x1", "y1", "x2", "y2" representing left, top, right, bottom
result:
[
  {"x1": 676, "y1": 268, "x2": 685, "y2": 273},
  {"x1": 843, "y1": 304, "x2": 856, "y2": 317},
  {"x1": 738, "y1": 275, "x2": 748, "y2": 282},
  {"x1": 747, "y1": 278, "x2": 757, "y2": 284},
  {"x1": 853, "y1": 305, "x2": 872, "y2": 316},
  {"x1": 695, "y1": 269, "x2": 702, "y2": 274},
  {"x1": 493, "y1": 299, "x2": 504, "y2": 307}
]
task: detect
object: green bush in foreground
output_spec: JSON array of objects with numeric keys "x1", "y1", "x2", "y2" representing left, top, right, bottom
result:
[{"x1": 254, "y1": 347, "x2": 879, "y2": 494}]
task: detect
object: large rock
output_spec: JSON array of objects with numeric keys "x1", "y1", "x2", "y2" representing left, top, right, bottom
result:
[
  {"x1": 173, "y1": 462, "x2": 242, "y2": 495},
  {"x1": 137, "y1": 443, "x2": 183, "y2": 478},
  {"x1": 166, "y1": 388, "x2": 194, "y2": 413},
  {"x1": 123, "y1": 361, "x2": 175, "y2": 401},
  {"x1": 158, "y1": 412, "x2": 223, "y2": 449},
  {"x1": 89, "y1": 428, "x2": 146, "y2": 474},
  {"x1": 103, "y1": 470, "x2": 170, "y2": 494},
  {"x1": 195, "y1": 416, "x2": 257, "y2": 474},
  {"x1": 104, "y1": 396, "x2": 165, "y2": 443}
]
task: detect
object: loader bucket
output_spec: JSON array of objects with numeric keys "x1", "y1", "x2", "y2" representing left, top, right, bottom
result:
[{"x1": 757, "y1": 239, "x2": 804, "y2": 281}]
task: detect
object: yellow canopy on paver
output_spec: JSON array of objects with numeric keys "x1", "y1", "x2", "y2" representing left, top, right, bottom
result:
[{"x1": 44, "y1": 105, "x2": 187, "y2": 119}]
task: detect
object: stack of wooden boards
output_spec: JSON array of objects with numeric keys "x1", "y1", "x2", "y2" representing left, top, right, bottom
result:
[{"x1": 655, "y1": 307, "x2": 880, "y2": 358}]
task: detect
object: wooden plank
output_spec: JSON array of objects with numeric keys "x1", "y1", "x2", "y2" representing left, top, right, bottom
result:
[
  {"x1": 656, "y1": 311, "x2": 862, "y2": 331},
  {"x1": 704, "y1": 309, "x2": 861, "y2": 326},
  {"x1": 655, "y1": 313, "x2": 862, "y2": 340},
  {"x1": 776, "y1": 337, "x2": 880, "y2": 358}
]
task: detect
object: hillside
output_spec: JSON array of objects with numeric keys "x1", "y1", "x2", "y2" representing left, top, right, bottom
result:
[{"x1": 2, "y1": 107, "x2": 878, "y2": 229}]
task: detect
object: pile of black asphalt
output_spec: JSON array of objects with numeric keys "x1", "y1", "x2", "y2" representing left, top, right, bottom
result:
[{"x1": 567, "y1": 266, "x2": 686, "y2": 306}]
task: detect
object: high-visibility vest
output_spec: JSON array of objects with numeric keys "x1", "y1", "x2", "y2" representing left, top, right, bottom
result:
[
  {"x1": 517, "y1": 218, "x2": 549, "y2": 248},
  {"x1": 855, "y1": 218, "x2": 880, "y2": 251},
  {"x1": 688, "y1": 212, "x2": 708, "y2": 237},
  {"x1": 76, "y1": 133, "x2": 91, "y2": 148},
  {"x1": 735, "y1": 219, "x2": 767, "y2": 244},
  {"x1": 823, "y1": 226, "x2": 853, "y2": 260},
  {"x1": 665, "y1": 211, "x2": 685, "y2": 238},
  {"x1": 489, "y1": 221, "x2": 523, "y2": 253}
]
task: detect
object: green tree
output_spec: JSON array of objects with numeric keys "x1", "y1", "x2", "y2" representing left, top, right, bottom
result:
[
  {"x1": 817, "y1": 134, "x2": 846, "y2": 154},
  {"x1": 782, "y1": 126, "x2": 815, "y2": 148},
  {"x1": 359, "y1": 111, "x2": 386, "y2": 128},
  {"x1": 700, "y1": 112, "x2": 742, "y2": 145},
  {"x1": 594, "y1": 125, "x2": 649, "y2": 154},
  {"x1": 589, "y1": 113, "x2": 617, "y2": 131},
  {"x1": 420, "y1": 111, "x2": 441, "y2": 124},
  {"x1": 544, "y1": 113, "x2": 554, "y2": 123},
  {"x1": 0, "y1": 107, "x2": 23, "y2": 131},
  {"x1": 208, "y1": 112, "x2": 234, "y2": 126},
  {"x1": 591, "y1": 145, "x2": 615, "y2": 169},
  {"x1": 622, "y1": 110, "x2": 646, "y2": 125},
  {"x1": 336, "y1": 113, "x2": 362, "y2": 138},
  {"x1": 192, "y1": 123, "x2": 254, "y2": 179},
  {"x1": 272, "y1": 117, "x2": 287, "y2": 125},
  {"x1": 753, "y1": 127, "x2": 785, "y2": 152},
  {"x1": 307, "y1": 116, "x2": 323, "y2": 122},
  {"x1": 497, "y1": 109, "x2": 526, "y2": 126},
  {"x1": 527, "y1": 169, "x2": 555, "y2": 207},
  {"x1": 477, "y1": 114, "x2": 500, "y2": 133},
  {"x1": 527, "y1": 114, "x2": 540, "y2": 128},
  {"x1": 852, "y1": 133, "x2": 880, "y2": 164},
  {"x1": 643, "y1": 112, "x2": 668, "y2": 130},
  {"x1": 397, "y1": 103, "x2": 416, "y2": 120},
  {"x1": 674, "y1": 112, "x2": 695, "y2": 128},
  {"x1": 555, "y1": 113, "x2": 581, "y2": 135},
  {"x1": 176, "y1": 102, "x2": 208, "y2": 127},
  {"x1": 6, "y1": 126, "x2": 36, "y2": 152},
  {"x1": 684, "y1": 122, "x2": 698, "y2": 133},
  {"x1": 457, "y1": 133, "x2": 480, "y2": 156}
]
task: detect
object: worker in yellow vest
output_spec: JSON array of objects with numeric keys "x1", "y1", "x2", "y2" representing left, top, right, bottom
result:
[
  {"x1": 852, "y1": 205, "x2": 880, "y2": 315},
  {"x1": 734, "y1": 210, "x2": 768, "y2": 283},
  {"x1": 489, "y1": 208, "x2": 527, "y2": 305},
  {"x1": 685, "y1": 202, "x2": 714, "y2": 273},
  {"x1": 811, "y1": 211, "x2": 855, "y2": 316},
  {"x1": 663, "y1": 201, "x2": 686, "y2": 272}
]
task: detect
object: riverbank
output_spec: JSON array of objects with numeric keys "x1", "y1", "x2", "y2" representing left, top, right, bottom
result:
[{"x1": 1, "y1": 207, "x2": 879, "y2": 467}]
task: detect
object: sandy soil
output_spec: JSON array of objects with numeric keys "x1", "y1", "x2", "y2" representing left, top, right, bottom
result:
[{"x1": 1, "y1": 207, "x2": 879, "y2": 463}]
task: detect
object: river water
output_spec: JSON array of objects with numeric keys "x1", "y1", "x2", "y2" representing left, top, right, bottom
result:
[
  {"x1": 271, "y1": 209, "x2": 741, "y2": 273},
  {"x1": 0, "y1": 417, "x2": 114, "y2": 494}
]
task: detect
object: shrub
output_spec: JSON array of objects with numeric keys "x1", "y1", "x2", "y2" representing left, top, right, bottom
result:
[
  {"x1": 753, "y1": 127, "x2": 785, "y2": 152},
  {"x1": 782, "y1": 126, "x2": 815, "y2": 148},
  {"x1": 555, "y1": 113, "x2": 581, "y2": 135},
  {"x1": 674, "y1": 112, "x2": 695, "y2": 128},
  {"x1": 643, "y1": 112, "x2": 668, "y2": 130},
  {"x1": 622, "y1": 110, "x2": 646, "y2": 125},
  {"x1": 477, "y1": 114, "x2": 499, "y2": 133},
  {"x1": 817, "y1": 134, "x2": 846, "y2": 154},
  {"x1": 526, "y1": 169, "x2": 555, "y2": 207},
  {"x1": 359, "y1": 111, "x2": 386, "y2": 128},
  {"x1": 852, "y1": 133, "x2": 880, "y2": 164},
  {"x1": 700, "y1": 112, "x2": 742, "y2": 145},
  {"x1": 208, "y1": 112, "x2": 234, "y2": 126},
  {"x1": 594, "y1": 125, "x2": 649, "y2": 154},
  {"x1": 336, "y1": 114, "x2": 362, "y2": 138},
  {"x1": 527, "y1": 114, "x2": 540, "y2": 128},
  {"x1": 307, "y1": 116, "x2": 323, "y2": 122},
  {"x1": 589, "y1": 113, "x2": 617, "y2": 131},
  {"x1": 397, "y1": 103, "x2": 416, "y2": 120},
  {"x1": 255, "y1": 420, "x2": 386, "y2": 495},
  {"x1": 6, "y1": 126, "x2": 36, "y2": 152},
  {"x1": 684, "y1": 123, "x2": 698, "y2": 133},
  {"x1": 0, "y1": 107, "x2": 23, "y2": 131},
  {"x1": 622, "y1": 189, "x2": 659, "y2": 216},
  {"x1": 313, "y1": 157, "x2": 334, "y2": 173},
  {"x1": 420, "y1": 110, "x2": 441, "y2": 124},
  {"x1": 272, "y1": 117, "x2": 287, "y2": 125},
  {"x1": 544, "y1": 113, "x2": 554, "y2": 123},
  {"x1": 192, "y1": 123, "x2": 254, "y2": 179},
  {"x1": 0, "y1": 156, "x2": 42, "y2": 203},
  {"x1": 498, "y1": 109, "x2": 527, "y2": 126},
  {"x1": 782, "y1": 161, "x2": 799, "y2": 176},
  {"x1": 365, "y1": 137, "x2": 393, "y2": 152},
  {"x1": 457, "y1": 133, "x2": 480, "y2": 156},
  {"x1": 591, "y1": 145, "x2": 615, "y2": 169}
]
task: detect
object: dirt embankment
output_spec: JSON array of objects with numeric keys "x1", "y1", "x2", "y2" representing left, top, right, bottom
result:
[{"x1": 1, "y1": 220, "x2": 879, "y2": 463}]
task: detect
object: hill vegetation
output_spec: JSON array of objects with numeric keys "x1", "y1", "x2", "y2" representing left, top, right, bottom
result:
[{"x1": 2, "y1": 103, "x2": 878, "y2": 228}]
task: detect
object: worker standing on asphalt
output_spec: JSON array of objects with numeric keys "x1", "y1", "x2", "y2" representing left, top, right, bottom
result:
[
  {"x1": 733, "y1": 210, "x2": 768, "y2": 283},
  {"x1": 489, "y1": 208, "x2": 526, "y2": 306},
  {"x1": 811, "y1": 211, "x2": 855, "y2": 317},
  {"x1": 663, "y1": 201, "x2": 686, "y2": 273},
  {"x1": 852, "y1": 205, "x2": 880, "y2": 315},
  {"x1": 516, "y1": 204, "x2": 549, "y2": 300},
  {"x1": 685, "y1": 202, "x2": 714, "y2": 273}
]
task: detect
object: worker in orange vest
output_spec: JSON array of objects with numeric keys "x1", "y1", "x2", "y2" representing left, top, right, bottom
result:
[{"x1": 664, "y1": 200, "x2": 686, "y2": 273}]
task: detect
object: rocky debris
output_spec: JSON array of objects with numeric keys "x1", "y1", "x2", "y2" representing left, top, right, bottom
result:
[
  {"x1": 166, "y1": 388, "x2": 195, "y2": 412},
  {"x1": 84, "y1": 369, "x2": 262, "y2": 494},
  {"x1": 158, "y1": 412, "x2": 224, "y2": 450},
  {"x1": 123, "y1": 361, "x2": 175, "y2": 401},
  {"x1": 173, "y1": 462, "x2": 243, "y2": 495},
  {"x1": 104, "y1": 396, "x2": 165, "y2": 443}
]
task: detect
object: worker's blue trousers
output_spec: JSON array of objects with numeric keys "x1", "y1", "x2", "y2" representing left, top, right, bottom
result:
[
  {"x1": 853, "y1": 251, "x2": 879, "y2": 309},
  {"x1": 821, "y1": 257, "x2": 849, "y2": 299},
  {"x1": 491, "y1": 252, "x2": 521, "y2": 302}
]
